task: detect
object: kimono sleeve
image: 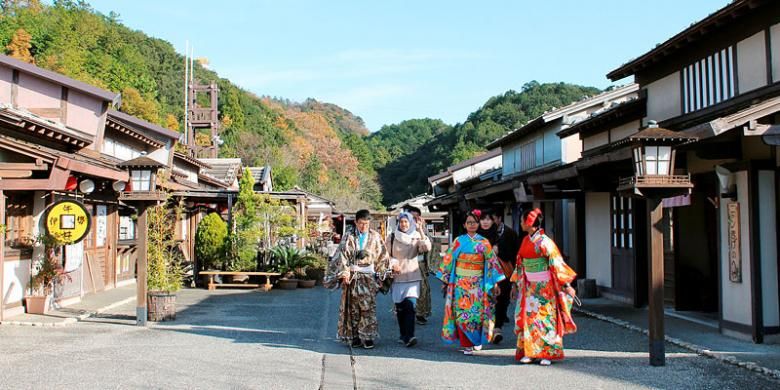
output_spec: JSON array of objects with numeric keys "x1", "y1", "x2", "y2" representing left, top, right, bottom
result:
[
  {"x1": 436, "y1": 238, "x2": 459, "y2": 284},
  {"x1": 482, "y1": 241, "x2": 506, "y2": 294},
  {"x1": 373, "y1": 231, "x2": 389, "y2": 274},
  {"x1": 542, "y1": 237, "x2": 576, "y2": 286},
  {"x1": 324, "y1": 239, "x2": 351, "y2": 288}
]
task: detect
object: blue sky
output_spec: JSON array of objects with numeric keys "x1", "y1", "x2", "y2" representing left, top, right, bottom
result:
[{"x1": 88, "y1": 0, "x2": 729, "y2": 131}]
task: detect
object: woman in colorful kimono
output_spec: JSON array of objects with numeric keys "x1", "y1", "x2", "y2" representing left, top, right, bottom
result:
[
  {"x1": 436, "y1": 210, "x2": 505, "y2": 355},
  {"x1": 512, "y1": 208, "x2": 577, "y2": 365}
]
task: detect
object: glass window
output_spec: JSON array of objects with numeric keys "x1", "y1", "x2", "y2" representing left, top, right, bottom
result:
[
  {"x1": 131, "y1": 170, "x2": 151, "y2": 191},
  {"x1": 657, "y1": 146, "x2": 672, "y2": 175},
  {"x1": 119, "y1": 215, "x2": 136, "y2": 240},
  {"x1": 645, "y1": 146, "x2": 658, "y2": 175}
]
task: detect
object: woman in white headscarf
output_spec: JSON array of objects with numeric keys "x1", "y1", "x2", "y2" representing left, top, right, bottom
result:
[{"x1": 387, "y1": 211, "x2": 432, "y2": 347}]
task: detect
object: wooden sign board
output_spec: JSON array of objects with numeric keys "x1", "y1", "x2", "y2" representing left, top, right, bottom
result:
[{"x1": 727, "y1": 202, "x2": 741, "y2": 283}]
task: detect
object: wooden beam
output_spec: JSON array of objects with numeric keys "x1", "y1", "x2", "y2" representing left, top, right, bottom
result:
[
  {"x1": 0, "y1": 165, "x2": 69, "y2": 190},
  {"x1": 647, "y1": 198, "x2": 665, "y2": 366},
  {"x1": 136, "y1": 203, "x2": 149, "y2": 326},
  {"x1": 26, "y1": 108, "x2": 63, "y2": 118},
  {"x1": 0, "y1": 170, "x2": 33, "y2": 178},
  {"x1": 0, "y1": 162, "x2": 48, "y2": 170}
]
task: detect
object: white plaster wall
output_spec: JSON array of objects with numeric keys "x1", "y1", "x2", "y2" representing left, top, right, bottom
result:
[
  {"x1": 16, "y1": 73, "x2": 61, "y2": 111},
  {"x1": 147, "y1": 148, "x2": 170, "y2": 166},
  {"x1": 586, "y1": 192, "x2": 611, "y2": 287},
  {"x1": 645, "y1": 72, "x2": 682, "y2": 122},
  {"x1": 759, "y1": 171, "x2": 779, "y2": 327},
  {"x1": 3, "y1": 259, "x2": 31, "y2": 306},
  {"x1": 736, "y1": 31, "x2": 768, "y2": 94},
  {"x1": 771, "y1": 24, "x2": 780, "y2": 83},
  {"x1": 583, "y1": 131, "x2": 609, "y2": 151},
  {"x1": 561, "y1": 134, "x2": 582, "y2": 164},
  {"x1": 721, "y1": 171, "x2": 753, "y2": 325},
  {"x1": 0, "y1": 65, "x2": 12, "y2": 105},
  {"x1": 66, "y1": 89, "x2": 104, "y2": 137},
  {"x1": 609, "y1": 120, "x2": 640, "y2": 143}
]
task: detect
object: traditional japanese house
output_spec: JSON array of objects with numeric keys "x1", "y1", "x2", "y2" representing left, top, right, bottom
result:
[
  {"x1": 0, "y1": 54, "x2": 127, "y2": 318},
  {"x1": 566, "y1": 0, "x2": 780, "y2": 342}
]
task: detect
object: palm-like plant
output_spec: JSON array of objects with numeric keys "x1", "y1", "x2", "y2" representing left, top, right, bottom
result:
[{"x1": 270, "y1": 246, "x2": 318, "y2": 279}]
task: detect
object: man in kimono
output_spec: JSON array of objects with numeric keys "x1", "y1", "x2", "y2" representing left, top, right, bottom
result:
[{"x1": 325, "y1": 209, "x2": 389, "y2": 349}]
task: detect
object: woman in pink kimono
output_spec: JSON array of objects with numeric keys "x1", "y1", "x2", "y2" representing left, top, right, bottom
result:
[{"x1": 512, "y1": 208, "x2": 577, "y2": 365}]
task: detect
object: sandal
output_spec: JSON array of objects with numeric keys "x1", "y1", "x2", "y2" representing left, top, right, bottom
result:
[
  {"x1": 540, "y1": 359, "x2": 552, "y2": 366},
  {"x1": 519, "y1": 356, "x2": 533, "y2": 364}
]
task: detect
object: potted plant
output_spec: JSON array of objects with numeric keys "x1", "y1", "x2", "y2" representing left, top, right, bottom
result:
[
  {"x1": 146, "y1": 203, "x2": 184, "y2": 322},
  {"x1": 25, "y1": 235, "x2": 70, "y2": 314},
  {"x1": 271, "y1": 246, "x2": 318, "y2": 289}
]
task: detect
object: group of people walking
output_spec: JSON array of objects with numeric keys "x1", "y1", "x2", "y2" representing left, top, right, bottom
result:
[{"x1": 324, "y1": 206, "x2": 577, "y2": 365}]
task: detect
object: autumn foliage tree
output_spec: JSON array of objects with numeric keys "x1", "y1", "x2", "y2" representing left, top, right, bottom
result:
[{"x1": 5, "y1": 28, "x2": 34, "y2": 63}]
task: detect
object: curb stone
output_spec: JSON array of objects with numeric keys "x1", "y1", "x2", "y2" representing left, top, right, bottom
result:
[
  {"x1": 0, "y1": 296, "x2": 135, "y2": 327},
  {"x1": 574, "y1": 306, "x2": 780, "y2": 382}
]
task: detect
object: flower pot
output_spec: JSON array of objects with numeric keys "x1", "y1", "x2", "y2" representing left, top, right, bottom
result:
[
  {"x1": 25, "y1": 295, "x2": 51, "y2": 314},
  {"x1": 298, "y1": 279, "x2": 316, "y2": 288},
  {"x1": 277, "y1": 278, "x2": 298, "y2": 290},
  {"x1": 147, "y1": 291, "x2": 176, "y2": 322}
]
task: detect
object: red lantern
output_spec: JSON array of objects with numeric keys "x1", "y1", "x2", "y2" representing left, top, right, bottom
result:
[{"x1": 65, "y1": 176, "x2": 78, "y2": 191}]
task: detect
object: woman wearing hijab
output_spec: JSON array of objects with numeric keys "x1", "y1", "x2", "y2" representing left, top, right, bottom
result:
[
  {"x1": 436, "y1": 209, "x2": 505, "y2": 355},
  {"x1": 387, "y1": 212, "x2": 432, "y2": 347},
  {"x1": 512, "y1": 208, "x2": 577, "y2": 365}
]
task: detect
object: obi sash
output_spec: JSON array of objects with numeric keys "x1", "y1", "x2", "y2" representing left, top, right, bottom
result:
[
  {"x1": 522, "y1": 257, "x2": 549, "y2": 273},
  {"x1": 455, "y1": 253, "x2": 483, "y2": 277}
]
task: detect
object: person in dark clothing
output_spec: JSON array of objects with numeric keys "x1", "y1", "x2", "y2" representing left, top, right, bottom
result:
[{"x1": 484, "y1": 208, "x2": 521, "y2": 344}]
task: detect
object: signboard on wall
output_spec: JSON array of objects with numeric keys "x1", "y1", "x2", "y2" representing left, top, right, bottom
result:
[
  {"x1": 96, "y1": 205, "x2": 107, "y2": 247},
  {"x1": 44, "y1": 200, "x2": 91, "y2": 245},
  {"x1": 64, "y1": 241, "x2": 84, "y2": 273},
  {"x1": 727, "y1": 202, "x2": 741, "y2": 283}
]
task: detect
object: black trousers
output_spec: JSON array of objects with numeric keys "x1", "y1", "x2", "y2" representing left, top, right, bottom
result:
[
  {"x1": 395, "y1": 299, "x2": 416, "y2": 341},
  {"x1": 494, "y1": 278, "x2": 512, "y2": 329}
]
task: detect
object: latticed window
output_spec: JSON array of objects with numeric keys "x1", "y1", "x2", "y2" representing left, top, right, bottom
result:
[
  {"x1": 4, "y1": 193, "x2": 34, "y2": 250},
  {"x1": 611, "y1": 195, "x2": 633, "y2": 249},
  {"x1": 682, "y1": 45, "x2": 736, "y2": 114}
]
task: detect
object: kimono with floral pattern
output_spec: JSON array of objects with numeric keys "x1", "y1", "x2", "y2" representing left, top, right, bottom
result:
[
  {"x1": 512, "y1": 229, "x2": 576, "y2": 361},
  {"x1": 325, "y1": 228, "x2": 389, "y2": 342},
  {"x1": 436, "y1": 233, "x2": 505, "y2": 346}
]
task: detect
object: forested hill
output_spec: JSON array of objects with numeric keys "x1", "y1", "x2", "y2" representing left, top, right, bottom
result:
[
  {"x1": 368, "y1": 82, "x2": 602, "y2": 206},
  {"x1": 0, "y1": 1, "x2": 381, "y2": 210},
  {"x1": 0, "y1": 2, "x2": 601, "y2": 209}
]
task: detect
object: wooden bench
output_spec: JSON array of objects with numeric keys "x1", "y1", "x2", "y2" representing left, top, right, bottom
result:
[{"x1": 199, "y1": 271, "x2": 282, "y2": 291}]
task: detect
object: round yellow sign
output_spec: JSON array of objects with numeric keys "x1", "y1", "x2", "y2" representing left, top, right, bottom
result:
[{"x1": 44, "y1": 200, "x2": 91, "y2": 245}]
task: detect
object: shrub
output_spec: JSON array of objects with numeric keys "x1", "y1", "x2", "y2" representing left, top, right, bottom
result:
[{"x1": 195, "y1": 212, "x2": 227, "y2": 270}]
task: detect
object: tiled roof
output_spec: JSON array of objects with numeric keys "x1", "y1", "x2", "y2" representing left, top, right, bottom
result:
[{"x1": 199, "y1": 158, "x2": 242, "y2": 185}]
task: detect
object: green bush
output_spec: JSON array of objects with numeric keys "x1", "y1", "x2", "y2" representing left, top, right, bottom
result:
[{"x1": 195, "y1": 212, "x2": 227, "y2": 270}]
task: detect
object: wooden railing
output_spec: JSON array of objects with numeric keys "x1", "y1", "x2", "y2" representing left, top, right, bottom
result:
[{"x1": 618, "y1": 174, "x2": 692, "y2": 188}]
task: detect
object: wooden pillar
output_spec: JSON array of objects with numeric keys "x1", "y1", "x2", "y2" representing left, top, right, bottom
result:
[
  {"x1": 647, "y1": 198, "x2": 665, "y2": 366},
  {"x1": 575, "y1": 194, "x2": 587, "y2": 277},
  {"x1": 136, "y1": 203, "x2": 148, "y2": 326},
  {"x1": 0, "y1": 190, "x2": 5, "y2": 322}
]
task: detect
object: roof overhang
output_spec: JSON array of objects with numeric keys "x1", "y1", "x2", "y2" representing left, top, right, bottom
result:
[{"x1": 0, "y1": 104, "x2": 93, "y2": 148}]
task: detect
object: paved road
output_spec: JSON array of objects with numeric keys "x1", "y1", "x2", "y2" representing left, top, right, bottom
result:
[{"x1": 1, "y1": 280, "x2": 778, "y2": 389}]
